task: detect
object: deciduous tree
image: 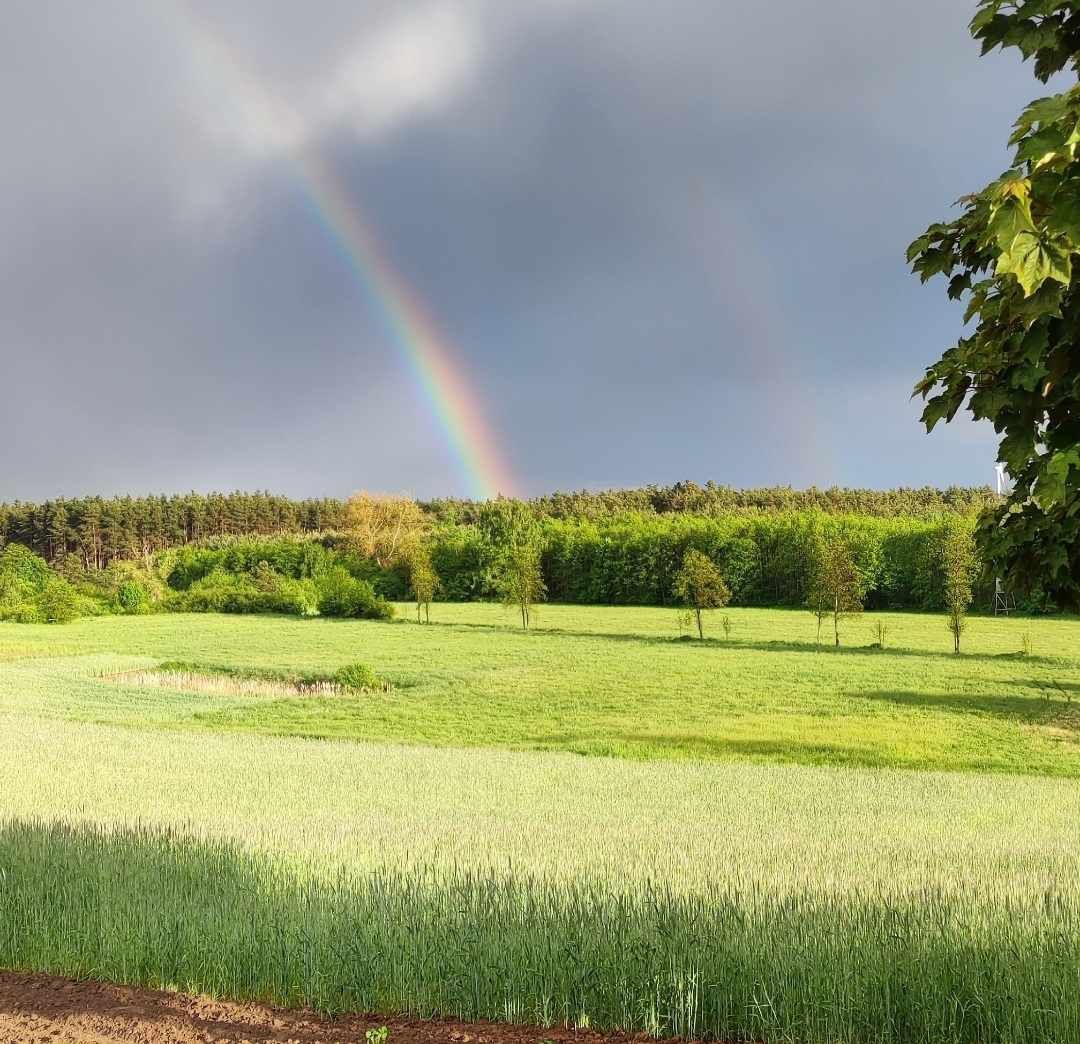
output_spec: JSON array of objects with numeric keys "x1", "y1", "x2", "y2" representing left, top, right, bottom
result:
[
  {"x1": 806, "y1": 535, "x2": 864, "y2": 647},
  {"x1": 406, "y1": 543, "x2": 439, "y2": 623},
  {"x1": 942, "y1": 523, "x2": 976, "y2": 654},
  {"x1": 673, "y1": 549, "x2": 731, "y2": 639},
  {"x1": 909, "y1": 1, "x2": 1080, "y2": 608},
  {"x1": 344, "y1": 493, "x2": 428, "y2": 568},
  {"x1": 496, "y1": 540, "x2": 546, "y2": 631}
]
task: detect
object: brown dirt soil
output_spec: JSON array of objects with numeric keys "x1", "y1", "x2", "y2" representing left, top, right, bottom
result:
[{"x1": 0, "y1": 971, "x2": 689, "y2": 1044}]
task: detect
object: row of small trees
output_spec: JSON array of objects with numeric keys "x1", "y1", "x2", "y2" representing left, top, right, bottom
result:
[
  {"x1": 673, "y1": 523, "x2": 977, "y2": 652},
  {"x1": 342, "y1": 493, "x2": 981, "y2": 644}
]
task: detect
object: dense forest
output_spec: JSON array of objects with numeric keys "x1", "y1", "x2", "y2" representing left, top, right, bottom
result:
[
  {"x1": 0, "y1": 493, "x2": 344, "y2": 568},
  {"x1": 0, "y1": 484, "x2": 995, "y2": 568}
]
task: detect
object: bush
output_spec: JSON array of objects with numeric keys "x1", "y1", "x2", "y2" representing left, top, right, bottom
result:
[
  {"x1": 166, "y1": 538, "x2": 335, "y2": 591},
  {"x1": 0, "y1": 544, "x2": 81, "y2": 623},
  {"x1": 38, "y1": 577, "x2": 80, "y2": 623},
  {"x1": 117, "y1": 580, "x2": 151, "y2": 615},
  {"x1": 0, "y1": 544, "x2": 51, "y2": 588},
  {"x1": 334, "y1": 662, "x2": 387, "y2": 692},
  {"x1": 169, "y1": 569, "x2": 318, "y2": 617},
  {"x1": 315, "y1": 567, "x2": 394, "y2": 620}
]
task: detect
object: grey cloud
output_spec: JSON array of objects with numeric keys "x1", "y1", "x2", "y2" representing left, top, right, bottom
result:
[{"x1": 0, "y1": 0, "x2": 1048, "y2": 500}]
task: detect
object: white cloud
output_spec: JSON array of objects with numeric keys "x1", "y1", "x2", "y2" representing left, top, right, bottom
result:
[
  {"x1": 322, "y1": 1, "x2": 481, "y2": 141},
  {"x1": 182, "y1": 0, "x2": 483, "y2": 166},
  {"x1": 163, "y1": 0, "x2": 601, "y2": 229}
]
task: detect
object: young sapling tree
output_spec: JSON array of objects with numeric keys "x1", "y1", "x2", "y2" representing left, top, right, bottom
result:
[
  {"x1": 673, "y1": 549, "x2": 731, "y2": 640},
  {"x1": 942, "y1": 523, "x2": 975, "y2": 654},
  {"x1": 496, "y1": 540, "x2": 546, "y2": 631},
  {"x1": 806, "y1": 534, "x2": 864, "y2": 647},
  {"x1": 406, "y1": 543, "x2": 439, "y2": 624}
]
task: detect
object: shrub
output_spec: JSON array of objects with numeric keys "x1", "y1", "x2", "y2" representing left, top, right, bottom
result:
[
  {"x1": 170, "y1": 570, "x2": 318, "y2": 617},
  {"x1": 315, "y1": 567, "x2": 394, "y2": 620},
  {"x1": 117, "y1": 580, "x2": 151, "y2": 615},
  {"x1": 0, "y1": 544, "x2": 51, "y2": 589},
  {"x1": 37, "y1": 578, "x2": 80, "y2": 623},
  {"x1": 0, "y1": 544, "x2": 82, "y2": 623},
  {"x1": 334, "y1": 662, "x2": 388, "y2": 692},
  {"x1": 166, "y1": 538, "x2": 334, "y2": 591}
]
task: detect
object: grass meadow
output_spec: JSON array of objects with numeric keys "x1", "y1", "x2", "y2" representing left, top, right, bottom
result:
[{"x1": 1, "y1": 605, "x2": 1078, "y2": 1041}]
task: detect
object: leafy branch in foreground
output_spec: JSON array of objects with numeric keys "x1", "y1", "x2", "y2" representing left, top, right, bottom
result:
[{"x1": 909, "y1": 0, "x2": 1080, "y2": 608}]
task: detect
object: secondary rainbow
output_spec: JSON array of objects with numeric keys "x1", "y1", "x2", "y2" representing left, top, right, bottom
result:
[{"x1": 164, "y1": 1, "x2": 516, "y2": 500}]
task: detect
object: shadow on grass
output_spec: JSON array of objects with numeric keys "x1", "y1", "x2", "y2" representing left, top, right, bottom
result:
[
  {"x1": 420, "y1": 618, "x2": 1063, "y2": 665},
  {"x1": 533, "y1": 731, "x2": 890, "y2": 768},
  {"x1": 855, "y1": 689, "x2": 1080, "y2": 728},
  {"x1": 0, "y1": 818, "x2": 1075, "y2": 1043}
]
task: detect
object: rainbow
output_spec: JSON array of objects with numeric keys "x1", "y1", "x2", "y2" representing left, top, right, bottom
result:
[{"x1": 163, "y1": 2, "x2": 516, "y2": 500}]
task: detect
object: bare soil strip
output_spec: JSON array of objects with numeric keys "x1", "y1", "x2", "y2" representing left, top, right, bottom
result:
[{"x1": 0, "y1": 970, "x2": 687, "y2": 1044}]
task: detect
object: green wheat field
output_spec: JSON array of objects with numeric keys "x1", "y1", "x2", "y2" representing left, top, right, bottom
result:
[{"x1": 1, "y1": 605, "x2": 1078, "y2": 1042}]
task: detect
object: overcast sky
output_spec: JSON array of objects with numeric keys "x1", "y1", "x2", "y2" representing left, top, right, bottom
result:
[{"x1": 0, "y1": 1, "x2": 1053, "y2": 500}]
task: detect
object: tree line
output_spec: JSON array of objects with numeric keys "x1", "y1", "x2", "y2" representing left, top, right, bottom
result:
[
  {"x1": 0, "y1": 492, "x2": 1003, "y2": 639},
  {"x1": 0, "y1": 493, "x2": 345, "y2": 569},
  {"x1": 0, "y1": 484, "x2": 994, "y2": 571},
  {"x1": 428, "y1": 482, "x2": 995, "y2": 523}
]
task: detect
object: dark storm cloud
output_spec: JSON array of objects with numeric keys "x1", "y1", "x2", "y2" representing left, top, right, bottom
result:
[{"x1": 0, "y1": 1, "x2": 1050, "y2": 499}]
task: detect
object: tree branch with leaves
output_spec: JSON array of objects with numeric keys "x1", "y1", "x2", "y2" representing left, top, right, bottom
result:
[{"x1": 909, "y1": 0, "x2": 1080, "y2": 609}]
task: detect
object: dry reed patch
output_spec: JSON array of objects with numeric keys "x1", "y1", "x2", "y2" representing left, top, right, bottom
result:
[{"x1": 101, "y1": 668, "x2": 388, "y2": 698}]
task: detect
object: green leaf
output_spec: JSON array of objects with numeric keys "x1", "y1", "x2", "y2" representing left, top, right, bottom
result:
[
  {"x1": 1034, "y1": 448, "x2": 1080, "y2": 510},
  {"x1": 1015, "y1": 125, "x2": 1067, "y2": 164},
  {"x1": 1011, "y1": 93, "x2": 1072, "y2": 143},
  {"x1": 996, "y1": 229, "x2": 1073, "y2": 295},
  {"x1": 1020, "y1": 322, "x2": 1050, "y2": 362},
  {"x1": 970, "y1": 385, "x2": 1010, "y2": 420},
  {"x1": 1010, "y1": 279, "x2": 1065, "y2": 324},
  {"x1": 1043, "y1": 191, "x2": 1080, "y2": 240},
  {"x1": 905, "y1": 234, "x2": 933, "y2": 264},
  {"x1": 947, "y1": 273, "x2": 972, "y2": 300},
  {"x1": 988, "y1": 194, "x2": 1036, "y2": 250}
]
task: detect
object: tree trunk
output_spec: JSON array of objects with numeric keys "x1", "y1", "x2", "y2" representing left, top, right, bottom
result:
[
  {"x1": 834, "y1": 597, "x2": 840, "y2": 647},
  {"x1": 696, "y1": 608, "x2": 703, "y2": 640}
]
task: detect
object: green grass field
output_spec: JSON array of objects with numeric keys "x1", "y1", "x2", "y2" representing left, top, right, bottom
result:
[
  {"x1": 1, "y1": 604, "x2": 1078, "y2": 773},
  {"x1": 1, "y1": 605, "x2": 1078, "y2": 1042}
]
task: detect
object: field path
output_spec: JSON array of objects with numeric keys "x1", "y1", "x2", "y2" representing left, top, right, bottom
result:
[{"x1": 0, "y1": 971, "x2": 679, "y2": 1044}]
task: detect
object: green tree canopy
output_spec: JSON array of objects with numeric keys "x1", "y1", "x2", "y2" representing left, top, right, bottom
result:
[
  {"x1": 909, "y1": 0, "x2": 1080, "y2": 608},
  {"x1": 806, "y1": 535, "x2": 864, "y2": 647},
  {"x1": 674, "y1": 549, "x2": 731, "y2": 639}
]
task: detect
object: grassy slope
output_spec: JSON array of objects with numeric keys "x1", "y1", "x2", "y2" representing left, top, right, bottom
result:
[{"x1": 0, "y1": 604, "x2": 1077, "y2": 775}]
